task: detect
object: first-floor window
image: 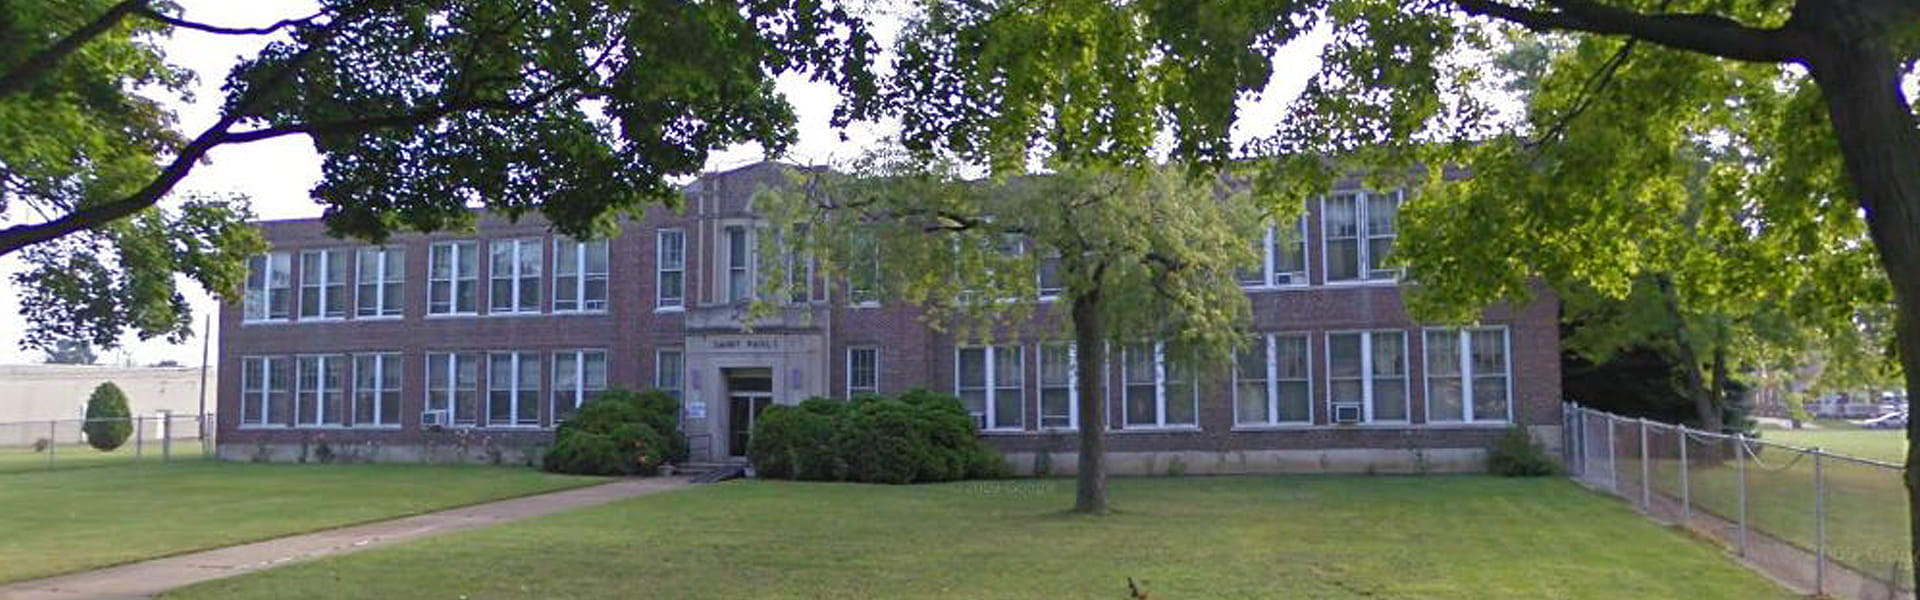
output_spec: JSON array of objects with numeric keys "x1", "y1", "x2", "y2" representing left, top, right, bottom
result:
[
  {"x1": 488, "y1": 352, "x2": 542, "y2": 427},
  {"x1": 1122, "y1": 342, "x2": 1197, "y2": 428},
  {"x1": 957, "y1": 345, "x2": 1022, "y2": 430},
  {"x1": 353, "y1": 354, "x2": 402, "y2": 426},
  {"x1": 1425, "y1": 327, "x2": 1512, "y2": 423},
  {"x1": 656, "y1": 349, "x2": 683, "y2": 402},
  {"x1": 1037, "y1": 343, "x2": 1076, "y2": 429},
  {"x1": 553, "y1": 349, "x2": 607, "y2": 421},
  {"x1": 295, "y1": 355, "x2": 347, "y2": 426},
  {"x1": 1234, "y1": 334, "x2": 1313, "y2": 426},
  {"x1": 241, "y1": 356, "x2": 292, "y2": 426},
  {"x1": 426, "y1": 352, "x2": 481, "y2": 426},
  {"x1": 847, "y1": 347, "x2": 878, "y2": 398},
  {"x1": 1328, "y1": 331, "x2": 1408, "y2": 422}
]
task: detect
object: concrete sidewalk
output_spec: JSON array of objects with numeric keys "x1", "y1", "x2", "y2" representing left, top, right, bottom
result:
[{"x1": 0, "y1": 477, "x2": 691, "y2": 600}]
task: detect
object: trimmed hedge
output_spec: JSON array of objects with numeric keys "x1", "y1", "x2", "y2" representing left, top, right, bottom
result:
[
  {"x1": 543, "y1": 388, "x2": 686, "y2": 476},
  {"x1": 1487, "y1": 426, "x2": 1559, "y2": 477},
  {"x1": 749, "y1": 389, "x2": 1011, "y2": 484},
  {"x1": 82, "y1": 382, "x2": 132, "y2": 451}
]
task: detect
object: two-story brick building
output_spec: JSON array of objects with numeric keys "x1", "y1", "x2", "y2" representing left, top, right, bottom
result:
[{"x1": 217, "y1": 161, "x2": 1561, "y2": 474}]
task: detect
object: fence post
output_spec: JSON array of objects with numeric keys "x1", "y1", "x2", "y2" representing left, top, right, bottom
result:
[
  {"x1": 1638, "y1": 417, "x2": 1651, "y2": 510},
  {"x1": 1735, "y1": 432, "x2": 1749, "y2": 558},
  {"x1": 1677, "y1": 422, "x2": 1690, "y2": 525},
  {"x1": 47, "y1": 419, "x2": 56, "y2": 470},
  {"x1": 1608, "y1": 413, "x2": 1619, "y2": 494},
  {"x1": 134, "y1": 415, "x2": 144, "y2": 460},
  {"x1": 1813, "y1": 447, "x2": 1826, "y2": 595},
  {"x1": 161, "y1": 412, "x2": 172, "y2": 464}
]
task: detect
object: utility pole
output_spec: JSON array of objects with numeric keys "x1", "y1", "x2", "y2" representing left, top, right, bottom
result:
[{"x1": 197, "y1": 313, "x2": 211, "y2": 440}]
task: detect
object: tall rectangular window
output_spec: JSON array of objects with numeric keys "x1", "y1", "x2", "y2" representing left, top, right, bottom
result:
[
  {"x1": 244, "y1": 253, "x2": 293, "y2": 322},
  {"x1": 353, "y1": 353, "x2": 402, "y2": 427},
  {"x1": 725, "y1": 226, "x2": 752, "y2": 302},
  {"x1": 490, "y1": 238, "x2": 543, "y2": 314},
  {"x1": 488, "y1": 351, "x2": 542, "y2": 427},
  {"x1": 555, "y1": 238, "x2": 609, "y2": 312},
  {"x1": 1238, "y1": 230, "x2": 1268, "y2": 286},
  {"x1": 1328, "y1": 331, "x2": 1408, "y2": 422},
  {"x1": 295, "y1": 355, "x2": 347, "y2": 426},
  {"x1": 656, "y1": 349, "x2": 683, "y2": 402},
  {"x1": 1425, "y1": 327, "x2": 1511, "y2": 423},
  {"x1": 1122, "y1": 342, "x2": 1197, "y2": 428},
  {"x1": 429, "y1": 242, "x2": 478, "y2": 314},
  {"x1": 1323, "y1": 191, "x2": 1401, "y2": 283},
  {"x1": 1234, "y1": 337, "x2": 1271, "y2": 425},
  {"x1": 298, "y1": 249, "x2": 349, "y2": 319},
  {"x1": 426, "y1": 352, "x2": 480, "y2": 426},
  {"x1": 1273, "y1": 217, "x2": 1308, "y2": 286},
  {"x1": 956, "y1": 345, "x2": 1022, "y2": 430},
  {"x1": 1235, "y1": 335, "x2": 1312, "y2": 426},
  {"x1": 553, "y1": 349, "x2": 607, "y2": 421},
  {"x1": 1037, "y1": 250, "x2": 1064, "y2": 299},
  {"x1": 656, "y1": 229, "x2": 685, "y2": 309},
  {"x1": 1037, "y1": 343, "x2": 1075, "y2": 429},
  {"x1": 1275, "y1": 335, "x2": 1312, "y2": 423},
  {"x1": 356, "y1": 247, "x2": 405, "y2": 317},
  {"x1": 847, "y1": 347, "x2": 878, "y2": 397},
  {"x1": 241, "y1": 356, "x2": 293, "y2": 426},
  {"x1": 849, "y1": 230, "x2": 880, "y2": 306}
]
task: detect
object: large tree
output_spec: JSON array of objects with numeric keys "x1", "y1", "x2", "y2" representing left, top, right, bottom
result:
[
  {"x1": 881, "y1": 0, "x2": 1920, "y2": 582},
  {"x1": 1, "y1": 0, "x2": 876, "y2": 350},
  {"x1": 758, "y1": 154, "x2": 1261, "y2": 513}
]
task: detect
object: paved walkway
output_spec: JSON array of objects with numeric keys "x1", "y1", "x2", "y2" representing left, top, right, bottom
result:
[{"x1": 0, "y1": 477, "x2": 691, "y2": 600}]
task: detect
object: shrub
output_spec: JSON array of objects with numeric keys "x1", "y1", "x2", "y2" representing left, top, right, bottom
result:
[
  {"x1": 542, "y1": 389, "x2": 674, "y2": 476},
  {"x1": 1487, "y1": 426, "x2": 1559, "y2": 477},
  {"x1": 751, "y1": 389, "x2": 1011, "y2": 484},
  {"x1": 81, "y1": 382, "x2": 132, "y2": 451},
  {"x1": 750, "y1": 397, "x2": 845, "y2": 480},
  {"x1": 621, "y1": 389, "x2": 689, "y2": 464}
]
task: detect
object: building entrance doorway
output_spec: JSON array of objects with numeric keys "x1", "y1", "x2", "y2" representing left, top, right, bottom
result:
[{"x1": 725, "y1": 368, "x2": 773, "y2": 458}]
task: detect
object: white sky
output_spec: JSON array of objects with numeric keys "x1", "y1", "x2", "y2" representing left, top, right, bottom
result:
[{"x1": 0, "y1": 0, "x2": 1323, "y2": 366}]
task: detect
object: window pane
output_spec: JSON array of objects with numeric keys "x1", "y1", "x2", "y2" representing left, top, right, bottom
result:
[
  {"x1": 1472, "y1": 376, "x2": 1510, "y2": 422},
  {"x1": 1429, "y1": 376, "x2": 1465, "y2": 422},
  {"x1": 1329, "y1": 334, "x2": 1361, "y2": 378},
  {"x1": 1276, "y1": 335, "x2": 1309, "y2": 379},
  {"x1": 1326, "y1": 240, "x2": 1359, "y2": 281},
  {"x1": 1371, "y1": 333, "x2": 1405, "y2": 377},
  {"x1": 1165, "y1": 363, "x2": 1196, "y2": 425},
  {"x1": 1471, "y1": 329, "x2": 1506, "y2": 373},
  {"x1": 1426, "y1": 331, "x2": 1461, "y2": 376},
  {"x1": 1125, "y1": 382, "x2": 1156, "y2": 426},
  {"x1": 1277, "y1": 381, "x2": 1311, "y2": 422},
  {"x1": 1274, "y1": 218, "x2": 1306, "y2": 284},
  {"x1": 1041, "y1": 389, "x2": 1072, "y2": 428},
  {"x1": 1373, "y1": 379, "x2": 1407, "y2": 421},
  {"x1": 1039, "y1": 345, "x2": 1070, "y2": 385},
  {"x1": 1236, "y1": 381, "x2": 1269, "y2": 424},
  {"x1": 958, "y1": 348, "x2": 986, "y2": 388}
]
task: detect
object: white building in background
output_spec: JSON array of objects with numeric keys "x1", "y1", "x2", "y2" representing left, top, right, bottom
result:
[{"x1": 0, "y1": 364, "x2": 213, "y2": 423}]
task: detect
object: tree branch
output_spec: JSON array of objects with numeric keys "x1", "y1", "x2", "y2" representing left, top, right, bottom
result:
[
  {"x1": 1452, "y1": 0, "x2": 1803, "y2": 63},
  {"x1": 0, "y1": 0, "x2": 145, "y2": 99},
  {"x1": 131, "y1": 6, "x2": 327, "y2": 36}
]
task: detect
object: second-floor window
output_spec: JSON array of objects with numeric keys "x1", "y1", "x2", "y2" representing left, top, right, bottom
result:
[
  {"x1": 1328, "y1": 331, "x2": 1408, "y2": 423},
  {"x1": 847, "y1": 347, "x2": 878, "y2": 397},
  {"x1": 555, "y1": 239, "x2": 609, "y2": 312},
  {"x1": 1272, "y1": 218, "x2": 1308, "y2": 285},
  {"x1": 298, "y1": 250, "x2": 348, "y2": 319},
  {"x1": 1323, "y1": 191, "x2": 1401, "y2": 283},
  {"x1": 243, "y1": 253, "x2": 292, "y2": 322},
  {"x1": 657, "y1": 229, "x2": 685, "y2": 309},
  {"x1": 724, "y1": 225, "x2": 753, "y2": 302},
  {"x1": 848, "y1": 231, "x2": 881, "y2": 306},
  {"x1": 957, "y1": 345, "x2": 1022, "y2": 430},
  {"x1": 488, "y1": 351, "x2": 542, "y2": 427},
  {"x1": 356, "y1": 247, "x2": 404, "y2": 318},
  {"x1": 490, "y1": 238, "x2": 543, "y2": 314},
  {"x1": 429, "y1": 242, "x2": 478, "y2": 315}
]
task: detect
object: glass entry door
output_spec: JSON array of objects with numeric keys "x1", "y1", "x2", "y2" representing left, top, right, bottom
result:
[{"x1": 725, "y1": 368, "x2": 774, "y2": 458}]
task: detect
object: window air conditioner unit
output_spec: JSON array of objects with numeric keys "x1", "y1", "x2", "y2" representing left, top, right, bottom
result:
[
  {"x1": 1331, "y1": 403, "x2": 1364, "y2": 425},
  {"x1": 420, "y1": 409, "x2": 450, "y2": 430},
  {"x1": 972, "y1": 413, "x2": 988, "y2": 431}
]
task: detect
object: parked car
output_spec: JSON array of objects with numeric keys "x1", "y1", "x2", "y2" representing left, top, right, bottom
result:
[{"x1": 1857, "y1": 411, "x2": 1908, "y2": 430}]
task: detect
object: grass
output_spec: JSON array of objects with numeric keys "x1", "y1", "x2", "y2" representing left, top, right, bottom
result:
[
  {"x1": 169, "y1": 476, "x2": 1790, "y2": 600},
  {"x1": 1758, "y1": 427, "x2": 1906, "y2": 463},
  {"x1": 0, "y1": 462, "x2": 605, "y2": 583},
  {"x1": 0, "y1": 442, "x2": 197, "y2": 474}
]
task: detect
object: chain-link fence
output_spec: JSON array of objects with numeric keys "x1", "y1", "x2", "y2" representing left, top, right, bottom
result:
[
  {"x1": 1565, "y1": 402, "x2": 1912, "y2": 599},
  {"x1": 0, "y1": 413, "x2": 215, "y2": 474}
]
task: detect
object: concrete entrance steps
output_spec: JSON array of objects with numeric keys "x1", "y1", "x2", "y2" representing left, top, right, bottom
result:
[{"x1": 676, "y1": 461, "x2": 747, "y2": 484}]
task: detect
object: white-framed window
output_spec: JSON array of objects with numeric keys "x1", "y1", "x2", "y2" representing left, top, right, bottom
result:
[
  {"x1": 1327, "y1": 331, "x2": 1409, "y2": 422},
  {"x1": 295, "y1": 354, "x2": 347, "y2": 426},
  {"x1": 555, "y1": 238, "x2": 609, "y2": 312},
  {"x1": 723, "y1": 225, "x2": 754, "y2": 302},
  {"x1": 847, "y1": 346, "x2": 878, "y2": 397},
  {"x1": 656, "y1": 229, "x2": 685, "y2": 309},
  {"x1": 1234, "y1": 334, "x2": 1313, "y2": 426},
  {"x1": 355, "y1": 247, "x2": 405, "y2": 318},
  {"x1": 298, "y1": 249, "x2": 349, "y2": 320},
  {"x1": 489, "y1": 238, "x2": 543, "y2": 314},
  {"x1": 243, "y1": 253, "x2": 293, "y2": 322},
  {"x1": 656, "y1": 349, "x2": 683, "y2": 402},
  {"x1": 957, "y1": 345, "x2": 1023, "y2": 430},
  {"x1": 1425, "y1": 327, "x2": 1512, "y2": 423},
  {"x1": 553, "y1": 349, "x2": 607, "y2": 421},
  {"x1": 1121, "y1": 341, "x2": 1198, "y2": 428},
  {"x1": 848, "y1": 230, "x2": 881, "y2": 306},
  {"x1": 1037, "y1": 343, "x2": 1076, "y2": 429},
  {"x1": 241, "y1": 356, "x2": 292, "y2": 426},
  {"x1": 488, "y1": 351, "x2": 542, "y2": 427},
  {"x1": 352, "y1": 353, "x2": 402, "y2": 427},
  {"x1": 1322, "y1": 190, "x2": 1402, "y2": 283},
  {"x1": 426, "y1": 352, "x2": 480, "y2": 426},
  {"x1": 429, "y1": 242, "x2": 479, "y2": 315},
  {"x1": 1037, "y1": 250, "x2": 1064, "y2": 299},
  {"x1": 1273, "y1": 217, "x2": 1308, "y2": 286}
]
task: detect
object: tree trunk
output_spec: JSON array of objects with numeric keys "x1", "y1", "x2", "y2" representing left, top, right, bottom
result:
[
  {"x1": 1654, "y1": 275, "x2": 1723, "y2": 431},
  {"x1": 1801, "y1": 15, "x2": 1920, "y2": 591},
  {"x1": 1710, "y1": 347, "x2": 1728, "y2": 427},
  {"x1": 1071, "y1": 287, "x2": 1109, "y2": 514}
]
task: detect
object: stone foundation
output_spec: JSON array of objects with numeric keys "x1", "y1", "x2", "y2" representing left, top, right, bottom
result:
[
  {"x1": 215, "y1": 441, "x2": 548, "y2": 467},
  {"x1": 1004, "y1": 447, "x2": 1490, "y2": 477}
]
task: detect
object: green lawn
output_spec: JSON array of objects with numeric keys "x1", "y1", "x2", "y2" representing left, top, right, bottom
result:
[
  {"x1": 170, "y1": 476, "x2": 1789, "y2": 599},
  {"x1": 1759, "y1": 427, "x2": 1906, "y2": 463},
  {"x1": 0, "y1": 462, "x2": 605, "y2": 583},
  {"x1": 0, "y1": 442, "x2": 196, "y2": 474}
]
